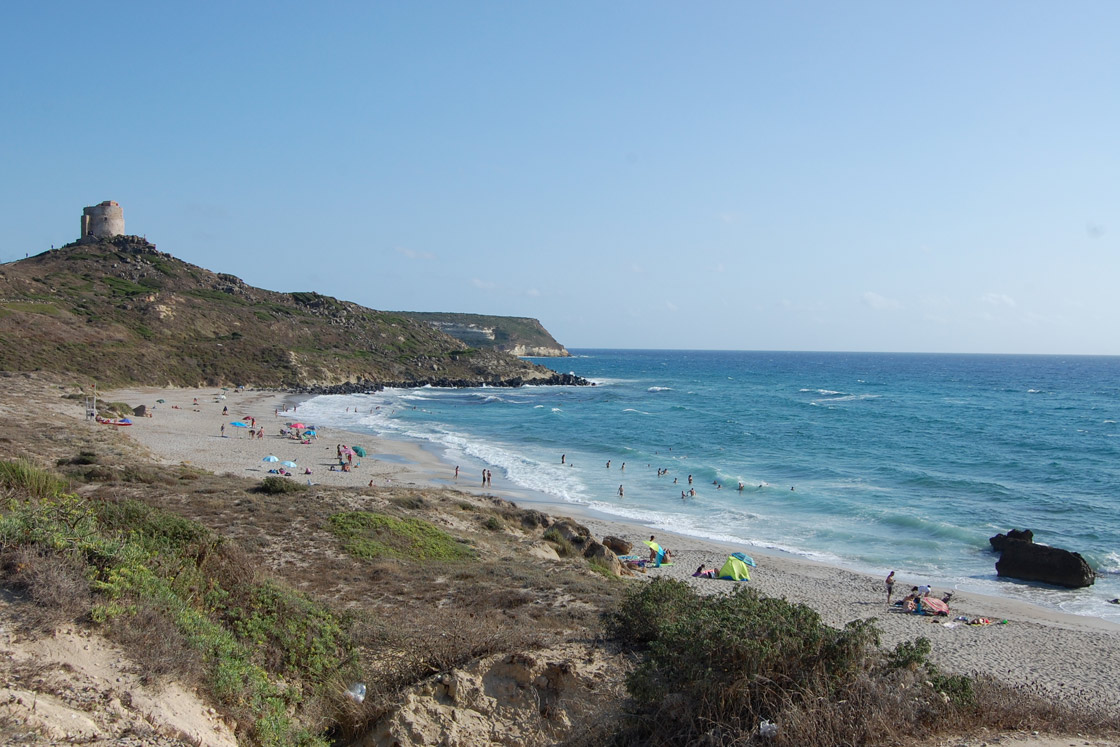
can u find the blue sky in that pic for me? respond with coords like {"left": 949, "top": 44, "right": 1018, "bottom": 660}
{"left": 3, "top": 2, "right": 1117, "bottom": 354}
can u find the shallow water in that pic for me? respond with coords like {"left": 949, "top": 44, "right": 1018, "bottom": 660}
{"left": 295, "top": 350, "right": 1120, "bottom": 623}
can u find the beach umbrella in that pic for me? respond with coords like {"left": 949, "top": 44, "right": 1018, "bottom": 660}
{"left": 352, "top": 445, "right": 367, "bottom": 457}
{"left": 290, "top": 422, "right": 306, "bottom": 429}
{"left": 281, "top": 460, "right": 298, "bottom": 468}
{"left": 262, "top": 456, "right": 279, "bottom": 462}
{"left": 304, "top": 430, "right": 316, "bottom": 436}
{"left": 156, "top": 399, "right": 166, "bottom": 403}
{"left": 230, "top": 421, "right": 248, "bottom": 427}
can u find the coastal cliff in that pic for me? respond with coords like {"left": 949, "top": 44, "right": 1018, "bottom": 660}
{"left": 0, "top": 236, "right": 582, "bottom": 389}
{"left": 398, "top": 311, "right": 571, "bottom": 357}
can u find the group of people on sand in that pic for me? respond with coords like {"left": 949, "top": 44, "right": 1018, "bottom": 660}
{"left": 885, "top": 570, "right": 955, "bottom": 614}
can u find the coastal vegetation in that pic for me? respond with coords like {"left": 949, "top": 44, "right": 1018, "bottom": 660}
{"left": 605, "top": 578, "right": 1114, "bottom": 746}
{"left": 0, "top": 236, "right": 572, "bottom": 388}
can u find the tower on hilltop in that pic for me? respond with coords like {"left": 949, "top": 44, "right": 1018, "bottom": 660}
{"left": 80, "top": 200, "right": 125, "bottom": 241}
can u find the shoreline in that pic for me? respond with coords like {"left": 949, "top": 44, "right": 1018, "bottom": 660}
{"left": 94, "top": 385, "right": 1120, "bottom": 712}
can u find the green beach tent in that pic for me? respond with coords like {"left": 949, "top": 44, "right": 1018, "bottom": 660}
{"left": 718, "top": 555, "right": 751, "bottom": 581}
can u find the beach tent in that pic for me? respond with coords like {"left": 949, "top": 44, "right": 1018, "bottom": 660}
{"left": 718, "top": 555, "right": 751, "bottom": 581}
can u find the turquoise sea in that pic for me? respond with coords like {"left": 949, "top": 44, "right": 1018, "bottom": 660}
{"left": 295, "top": 350, "right": 1120, "bottom": 623}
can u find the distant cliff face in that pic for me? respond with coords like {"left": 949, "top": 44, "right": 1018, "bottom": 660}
{"left": 399, "top": 312, "right": 571, "bottom": 357}
{"left": 0, "top": 237, "right": 578, "bottom": 388}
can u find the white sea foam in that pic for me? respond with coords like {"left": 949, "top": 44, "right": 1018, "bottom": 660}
{"left": 648, "top": 386, "right": 672, "bottom": 392}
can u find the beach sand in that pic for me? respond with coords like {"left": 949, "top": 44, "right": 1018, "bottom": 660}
{"left": 97, "top": 385, "right": 1120, "bottom": 717}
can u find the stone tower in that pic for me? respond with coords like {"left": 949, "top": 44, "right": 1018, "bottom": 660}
{"left": 80, "top": 200, "right": 125, "bottom": 241}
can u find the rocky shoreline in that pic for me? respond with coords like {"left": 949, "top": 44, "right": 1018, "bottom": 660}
{"left": 293, "top": 371, "right": 591, "bottom": 395}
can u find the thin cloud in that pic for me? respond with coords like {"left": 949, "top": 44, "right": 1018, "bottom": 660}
{"left": 471, "top": 278, "right": 496, "bottom": 290}
{"left": 666, "top": 301, "right": 679, "bottom": 312}
{"left": 981, "top": 292, "right": 1016, "bottom": 308}
{"left": 525, "top": 288, "right": 541, "bottom": 297}
{"left": 395, "top": 246, "right": 435, "bottom": 260}
{"left": 862, "top": 291, "right": 901, "bottom": 311}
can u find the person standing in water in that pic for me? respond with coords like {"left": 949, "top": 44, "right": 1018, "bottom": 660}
{"left": 618, "top": 485, "right": 624, "bottom": 497}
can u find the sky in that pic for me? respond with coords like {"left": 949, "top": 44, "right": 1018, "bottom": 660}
{"left": 2, "top": 2, "right": 1118, "bottom": 355}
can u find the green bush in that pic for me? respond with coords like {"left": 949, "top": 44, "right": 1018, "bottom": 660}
{"left": 604, "top": 578, "right": 898, "bottom": 745}
{"left": 257, "top": 476, "right": 308, "bottom": 494}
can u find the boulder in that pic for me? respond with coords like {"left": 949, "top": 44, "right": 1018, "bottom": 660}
{"left": 132, "top": 404, "right": 147, "bottom": 417}
{"left": 602, "top": 535, "right": 632, "bottom": 555}
{"left": 583, "top": 540, "right": 628, "bottom": 577}
{"left": 995, "top": 540, "right": 1095, "bottom": 588}
{"left": 989, "top": 528, "right": 1034, "bottom": 552}
{"left": 519, "top": 510, "right": 551, "bottom": 530}
{"left": 550, "top": 519, "right": 591, "bottom": 549}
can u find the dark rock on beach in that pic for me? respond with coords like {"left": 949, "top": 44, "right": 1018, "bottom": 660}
{"left": 993, "top": 529, "right": 1095, "bottom": 588}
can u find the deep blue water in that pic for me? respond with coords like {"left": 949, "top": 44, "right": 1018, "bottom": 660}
{"left": 296, "top": 350, "right": 1120, "bottom": 622}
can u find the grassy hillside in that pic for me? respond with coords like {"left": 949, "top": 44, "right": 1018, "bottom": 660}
{"left": 0, "top": 236, "right": 572, "bottom": 388}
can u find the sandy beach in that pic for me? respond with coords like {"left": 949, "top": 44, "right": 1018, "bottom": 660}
{"left": 96, "top": 385, "right": 1120, "bottom": 716}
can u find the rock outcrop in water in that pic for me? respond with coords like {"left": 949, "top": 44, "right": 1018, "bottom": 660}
{"left": 991, "top": 529, "right": 1095, "bottom": 588}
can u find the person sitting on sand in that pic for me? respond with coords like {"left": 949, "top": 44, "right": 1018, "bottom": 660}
{"left": 692, "top": 565, "right": 717, "bottom": 578}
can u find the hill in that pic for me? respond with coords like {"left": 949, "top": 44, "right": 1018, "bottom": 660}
{"left": 398, "top": 312, "right": 570, "bottom": 357}
{"left": 0, "top": 236, "right": 583, "bottom": 389}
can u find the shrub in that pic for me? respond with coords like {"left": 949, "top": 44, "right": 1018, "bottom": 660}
{"left": 543, "top": 527, "right": 575, "bottom": 557}
{"left": 604, "top": 579, "right": 904, "bottom": 745}
{"left": 256, "top": 476, "right": 308, "bottom": 494}
{"left": 483, "top": 516, "right": 503, "bottom": 531}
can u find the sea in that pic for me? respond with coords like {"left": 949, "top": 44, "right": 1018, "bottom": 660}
{"left": 293, "top": 350, "right": 1120, "bottom": 624}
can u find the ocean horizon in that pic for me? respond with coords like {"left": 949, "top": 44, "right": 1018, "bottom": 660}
{"left": 294, "top": 349, "right": 1120, "bottom": 623}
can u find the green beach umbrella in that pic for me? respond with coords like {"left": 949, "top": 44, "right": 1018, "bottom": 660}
{"left": 352, "top": 445, "right": 367, "bottom": 457}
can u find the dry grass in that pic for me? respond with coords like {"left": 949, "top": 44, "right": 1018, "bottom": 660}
{"left": 1, "top": 546, "right": 92, "bottom": 632}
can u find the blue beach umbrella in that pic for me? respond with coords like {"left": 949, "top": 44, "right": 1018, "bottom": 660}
{"left": 262, "top": 456, "right": 279, "bottom": 462}
{"left": 281, "top": 460, "right": 298, "bottom": 468}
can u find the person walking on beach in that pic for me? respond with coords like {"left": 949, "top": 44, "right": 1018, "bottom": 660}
{"left": 220, "top": 423, "right": 225, "bottom": 437}
{"left": 454, "top": 465, "right": 459, "bottom": 479}
{"left": 885, "top": 571, "right": 895, "bottom": 604}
